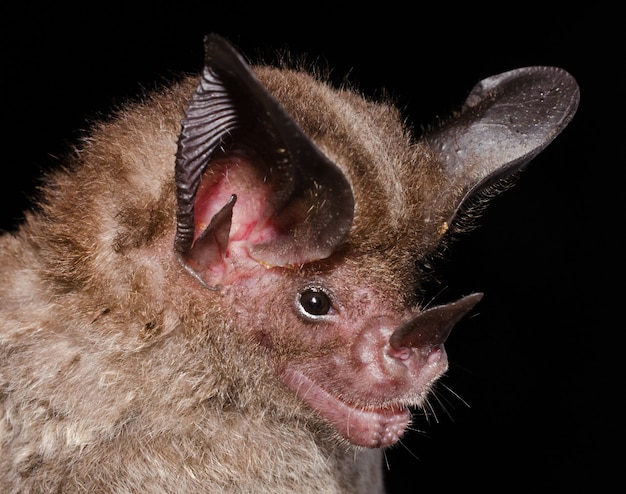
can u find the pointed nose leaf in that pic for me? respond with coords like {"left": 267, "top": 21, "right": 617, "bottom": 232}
{"left": 390, "top": 293, "right": 484, "bottom": 349}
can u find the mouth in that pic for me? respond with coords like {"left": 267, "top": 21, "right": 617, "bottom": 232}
{"left": 282, "top": 368, "right": 412, "bottom": 448}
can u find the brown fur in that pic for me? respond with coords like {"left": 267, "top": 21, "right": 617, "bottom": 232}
{"left": 0, "top": 66, "right": 420, "bottom": 493}
{"left": 0, "top": 39, "right": 578, "bottom": 492}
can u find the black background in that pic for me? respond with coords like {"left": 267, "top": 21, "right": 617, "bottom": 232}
{"left": 1, "top": 4, "right": 617, "bottom": 493}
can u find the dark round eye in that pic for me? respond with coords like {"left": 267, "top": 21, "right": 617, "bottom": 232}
{"left": 298, "top": 288, "right": 332, "bottom": 317}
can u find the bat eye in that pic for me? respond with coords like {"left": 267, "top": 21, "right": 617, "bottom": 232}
{"left": 297, "top": 287, "right": 332, "bottom": 318}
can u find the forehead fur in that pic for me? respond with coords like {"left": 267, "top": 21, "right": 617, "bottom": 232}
{"left": 254, "top": 66, "right": 451, "bottom": 262}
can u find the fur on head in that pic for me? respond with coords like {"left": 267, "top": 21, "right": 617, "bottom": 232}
{"left": 0, "top": 33, "right": 579, "bottom": 492}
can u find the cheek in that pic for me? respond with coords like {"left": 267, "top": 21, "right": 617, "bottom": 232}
{"left": 258, "top": 318, "right": 346, "bottom": 361}
{"left": 224, "top": 275, "right": 304, "bottom": 348}
{"left": 230, "top": 287, "right": 346, "bottom": 361}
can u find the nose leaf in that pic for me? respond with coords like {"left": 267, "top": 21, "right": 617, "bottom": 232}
{"left": 390, "top": 293, "right": 484, "bottom": 349}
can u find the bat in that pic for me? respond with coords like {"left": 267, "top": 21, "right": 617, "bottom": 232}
{"left": 0, "top": 33, "right": 579, "bottom": 493}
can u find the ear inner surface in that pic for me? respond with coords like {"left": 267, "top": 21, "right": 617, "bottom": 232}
{"left": 174, "top": 34, "right": 355, "bottom": 275}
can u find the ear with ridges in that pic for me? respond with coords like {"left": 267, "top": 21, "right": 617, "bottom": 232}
{"left": 423, "top": 66, "right": 580, "bottom": 225}
{"left": 174, "top": 33, "right": 354, "bottom": 282}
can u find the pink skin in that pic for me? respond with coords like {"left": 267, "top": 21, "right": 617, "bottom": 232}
{"left": 280, "top": 311, "right": 449, "bottom": 448}
{"left": 192, "top": 160, "right": 449, "bottom": 448}
{"left": 235, "top": 265, "right": 449, "bottom": 449}
{"left": 281, "top": 369, "right": 413, "bottom": 448}
{"left": 192, "top": 156, "right": 282, "bottom": 282}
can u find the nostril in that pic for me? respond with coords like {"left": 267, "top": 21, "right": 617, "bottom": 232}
{"left": 388, "top": 345, "right": 412, "bottom": 361}
{"left": 387, "top": 342, "right": 445, "bottom": 364}
{"left": 426, "top": 344, "right": 446, "bottom": 364}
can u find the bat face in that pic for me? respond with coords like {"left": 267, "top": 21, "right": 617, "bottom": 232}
{"left": 172, "top": 35, "right": 579, "bottom": 447}
{"left": 0, "top": 32, "right": 579, "bottom": 490}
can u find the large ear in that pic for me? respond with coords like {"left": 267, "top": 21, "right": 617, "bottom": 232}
{"left": 174, "top": 34, "right": 354, "bottom": 285}
{"left": 423, "top": 66, "right": 580, "bottom": 225}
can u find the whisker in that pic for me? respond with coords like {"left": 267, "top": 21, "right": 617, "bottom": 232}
{"left": 421, "top": 285, "right": 450, "bottom": 310}
{"left": 382, "top": 449, "right": 391, "bottom": 470}
{"left": 438, "top": 381, "right": 470, "bottom": 409}
{"left": 397, "top": 437, "right": 421, "bottom": 463}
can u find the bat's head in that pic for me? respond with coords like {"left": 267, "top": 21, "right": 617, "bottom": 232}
{"left": 173, "top": 34, "right": 579, "bottom": 448}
